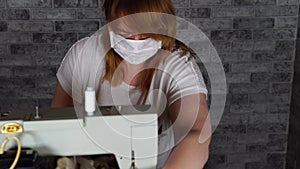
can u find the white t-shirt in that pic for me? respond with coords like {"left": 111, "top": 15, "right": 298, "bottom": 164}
{"left": 57, "top": 28, "right": 207, "bottom": 168}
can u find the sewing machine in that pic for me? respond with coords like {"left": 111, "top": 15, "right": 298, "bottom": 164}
{"left": 0, "top": 105, "right": 158, "bottom": 169}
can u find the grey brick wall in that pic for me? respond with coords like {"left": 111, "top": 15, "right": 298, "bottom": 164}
{"left": 0, "top": 0, "right": 298, "bottom": 169}
{"left": 286, "top": 3, "right": 300, "bottom": 169}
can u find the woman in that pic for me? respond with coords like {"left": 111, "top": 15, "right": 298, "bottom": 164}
{"left": 51, "top": 0, "right": 211, "bottom": 168}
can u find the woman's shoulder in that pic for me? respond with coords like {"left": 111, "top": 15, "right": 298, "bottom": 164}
{"left": 67, "top": 29, "right": 103, "bottom": 53}
{"left": 161, "top": 49, "right": 193, "bottom": 67}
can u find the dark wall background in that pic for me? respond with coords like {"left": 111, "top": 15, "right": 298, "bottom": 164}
{"left": 0, "top": 0, "right": 299, "bottom": 169}
{"left": 286, "top": 3, "right": 300, "bottom": 169}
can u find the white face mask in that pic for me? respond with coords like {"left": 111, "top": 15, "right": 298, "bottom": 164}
{"left": 109, "top": 31, "right": 162, "bottom": 65}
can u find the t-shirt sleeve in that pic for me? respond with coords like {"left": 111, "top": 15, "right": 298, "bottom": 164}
{"left": 166, "top": 53, "right": 208, "bottom": 105}
{"left": 56, "top": 39, "right": 86, "bottom": 97}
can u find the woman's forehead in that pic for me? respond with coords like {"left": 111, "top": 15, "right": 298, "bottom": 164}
{"left": 109, "top": 21, "right": 143, "bottom": 34}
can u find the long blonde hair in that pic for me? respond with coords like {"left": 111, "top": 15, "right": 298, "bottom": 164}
{"left": 101, "top": 0, "right": 194, "bottom": 104}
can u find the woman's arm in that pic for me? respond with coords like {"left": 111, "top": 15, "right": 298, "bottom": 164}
{"left": 163, "top": 93, "right": 211, "bottom": 169}
{"left": 51, "top": 82, "right": 74, "bottom": 108}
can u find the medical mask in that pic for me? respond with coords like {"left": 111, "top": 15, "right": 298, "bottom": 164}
{"left": 109, "top": 31, "right": 162, "bottom": 65}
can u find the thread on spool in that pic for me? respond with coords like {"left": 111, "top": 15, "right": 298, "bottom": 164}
{"left": 85, "top": 87, "right": 95, "bottom": 116}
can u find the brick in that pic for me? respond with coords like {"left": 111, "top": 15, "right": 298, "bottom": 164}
{"left": 78, "top": 32, "right": 95, "bottom": 39}
{"left": 248, "top": 113, "right": 288, "bottom": 124}
{"left": 267, "top": 153, "right": 286, "bottom": 167}
{"left": 36, "top": 55, "right": 63, "bottom": 66}
{"left": 232, "top": 41, "right": 254, "bottom": 51}
{"left": 77, "top": 9, "right": 105, "bottom": 19}
{"left": 249, "top": 93, "right": 290, "bottom": 104}
{"left": 36, "top": 76, "right": 57, "bottom": 88}
{"left": 0, "top": 55, "right": 33, "bottom": 66}
{"left": 246, "top": 144, "right": 267, "bottom": 152}
{"left": 211, "top": 30, "right": 252, "bottom": 40}
{"left": 247, "top": 123, "right": 287, "bottom": 133}
{"left": 233, "top": 0, "right": 276, "bottom": 5}
{"left": 0, "top": 67, "right": 12, "bottom": 77}
{"left": 275, "top": 40, "right": 295, "bottom": 52}
{"left": 9, "top": 44, "right": 36, "bottom": 55}
{"left": 220, "top": 52, "right": 251, "bottom": 62}
{"left": 7, "top": 0, "right": 51, "bottom": 8}
{"left": 13, "top": 66, "right": 56, "bottom": 78}
{"left": 176, "top": 8, "right": 211, "bottom": 18}
{"left": 189, "top": 43, "right": 218, "bottom": 63}
{"left": 253, "top": 29, "right": 296, "bottom": 40}
{"left": 0, "top": 10, "right": 5, "bottom": 19}
{"left": 205, "top": 154, "right": 226, "bottom": 165}
{"left": 251, "top": 72, "right": 292, "bottom": 82}
{"left": 227, "top": 153, "right": 266, "bottom": 163}
{"left": 210, "top": 134, "right": 227, "bottom": 145}
{"left": 54, "top": 0, "right": 98, "bottom": 8}
{"left": 174, "top": 8, "right": 187, "bottom": 18}
{"left": 245, "top": 162, "right": 268, "bottom": 169}
{"left": 172, "top": 0, "right": 189, "bottom": 7}
{"left": 278, "top": 0, "right": 299, "bottom": 5}
{"left": 176, "top": 19, "right": 189, "bottom": 30}
{"left": 213, "top": 7, "right": 254, "bottom": 17}
{"left": 228, "top": 93, "right": 249, "bottom": 104}
{"left": 271, "top": 83, "right": 291, "bottom": 94}
{"left": 8, "top": 21, "right": 53, "bottom": 32}
{"left": 13, "top": 66, "right": 36, "bottom": 77}
{"left": 10, "top": 44, "right": 55, "bottom": 55}
{"left": 230, "top": 104, "right": 267, "bottom": 114}
{"left": 255, "top": 6, "right": 298, "bottom": 17}
{"left": 17, "top": 87, "right": 54, "bottom": 99}
{"left": 275, "top": 17, "right": 298, "bottom": 28}
{"left": 269, "top": 103, "right": 290, "bottom": 113}
{"left": 215, "top": 124, "right": 247, "bottom": 134}
{"left": 0, "top": 78, "right": 35, "bottom": 88}
{"left": 191, "top": 18, "right": 232, "bottom": 30}
{"left": 227, "top": 133, "right": 269, "bottom": 144}
{"left": 55, "top": 21, "right": 99, "bottom": 32}
{"left": 0, "top": 99, "right": 37, "bottom": 110}
{"left": 9, "top": 9, "right": 29, "bottom": 20}
{"left": 191, "top": 0, "right": 231, "bottom": 6}
{"left": 31, "top": 9, "right": 76, "bottom": 20}
{"left": 273, "top": 62, "right": 293, "bottom": 72}
{"left": 219, "top": 114, "right": 249, "bottom": 124}
{"left": 36, "top": 66, "right": 57, "bottom": 78}
{"left": 0, "top": 33, "right": 32, "bottom": 43}
{"left": 177, "top": 30, "right": 208, "bottom": 43}
{"left": 0, "top": 45, "right": 6, "bottom": 55}
{"left": 37, "top": 45, "right": 56, "bottom": 55}
{"left": 189, "top": 8, "right": 211, "bottom": 18}
{"left": 0, "top": 21, "right": 7, "bottom": 32}
{"left": 252, "top": 51, "right": 294, "bottom": 61}
{"left": 206, "top": 162, "right": 245, "bottom": 169}
{"left": 0, "top": 89, "right": 17, "bottom": 99}
{"left": 226, "top": 73, "right": 250, "bottom": 83}
{"left": 211, "top": 41, "right": 231, "bottom": 53}
{"left": 210, "top": 145, "right": 246, "bottom": 154}
{"left": 231, "top": 63, "right": 273, "bottom": 72}
{"left": 233, "top": 18, "right": 274, "bottom": 29}
{"left": 33, "top": 33, "right": 77, "bottom": 44}
{"left": 229, "top": 83, "right": 269, "bottom": 94}
{"left": 253, "top": 41, "right": 276, "bottom": 51}
{"left": 56, "top": 43, "right": 73, "bottom": 56}
{"left": 0, "top": 0, "right": 5, "bottom": 8}
{"left": 267, "top": 137, "right": 285, "bottom": 151}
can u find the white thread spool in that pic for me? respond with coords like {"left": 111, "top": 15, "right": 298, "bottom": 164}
{"left": 85, "top": 87, "right": 95, "bottom": 116}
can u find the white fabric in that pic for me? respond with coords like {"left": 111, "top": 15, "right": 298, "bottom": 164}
{"left": 56, "top": 28, "right": 207, "bottom": 169}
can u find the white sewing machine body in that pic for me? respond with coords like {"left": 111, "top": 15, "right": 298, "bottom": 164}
{"left": 0, "top": 105, "right": 158, "bottom": 169}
